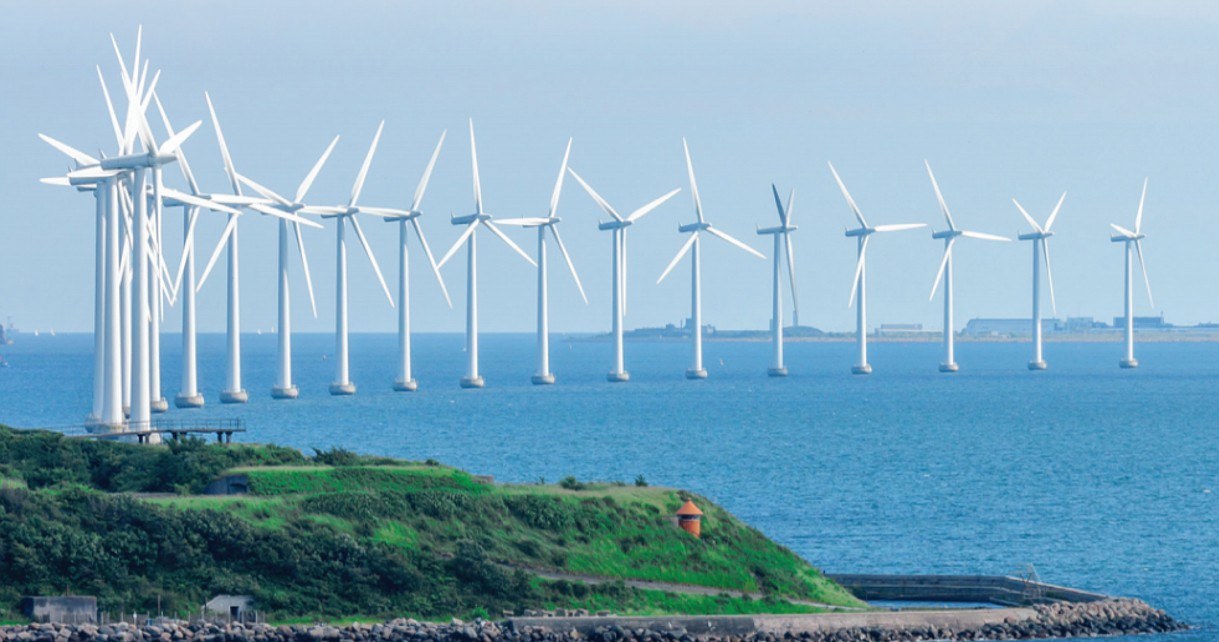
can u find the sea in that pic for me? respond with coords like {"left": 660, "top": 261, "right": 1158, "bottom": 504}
{"left": 0, "top": 333, "right": 1214, "bottom": 641}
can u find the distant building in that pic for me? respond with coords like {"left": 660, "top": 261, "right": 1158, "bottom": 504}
{"left": 963, "top": 318, "right": 1063, "bottom": 337}
{"left": 21, "top": 596, "right": 96, "bottom": 623}
{"left": 1112, "top": 315, "right": 1170, "bottom": 329}
{"left": 205, "top": 595, "right": 255, "bottom": 621}
{"left": 876, "top": 323, "right": 928, "bottom": 336}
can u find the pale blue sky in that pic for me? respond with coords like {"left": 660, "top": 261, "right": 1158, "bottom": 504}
{"left": 4, "top": 1, "right": 1219, "bottom": 333}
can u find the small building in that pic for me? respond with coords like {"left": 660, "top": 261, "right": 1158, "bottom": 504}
{"left": 1112, "top": 315, "right": 1170, "bottom": 329}
{"left": 21, "top": 596, "right": 97, "bottom": 623}
{"left": 676, "top": 500, "right": 703, "bottom": 538}
{"left": 205, "top": 595, "right": 255, "bottom": 621}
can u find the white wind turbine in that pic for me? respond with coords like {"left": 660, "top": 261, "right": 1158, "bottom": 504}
{"left": 829, "top": 162, "right": 926, "bottom": 375}
{"left": 380, "top": 131, "right": 452, "bottom": 392}
{"left": 756, "top": 185, "right": 798, "bottom": 377}
{"left": 925, "top": 161, "right": 1010, "bottom": 373}
{"left": 1110, "top": 179, "right": 1154, "bottom": 369}
{"left": 495, "top": 138, "right": 588, "bottom": 385}
{"left": 198, "top": 92, "right": 322, "bottom": 403}
{"left": 657, "top": 140, "right": 763, "bottom": 379}
{"left": 234, "top": 136, "right": 341, "bottom": 399}
{"left": 567, "top": 169, "right": 681, "bottom": 382}
{"left": 437, "top": 120, "right": 537, "bottom": 389}
{"left": 1013, "top": 193, "right": 1065, "bottom": 370}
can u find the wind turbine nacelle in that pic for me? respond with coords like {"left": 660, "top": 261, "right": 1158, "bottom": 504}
{"left": 756, "top": 225, "right": 787, "bottom": 235}
{"left": 1018, "top": 232, "right": 1050, "bottom": 241}
{"left": 1111, "top": 234, "right": 1143, "bottom": 243}
{"left": 844, "top": 227, "right": 870, "bottom": 237}
{"left": 931, "top": 230, "right": 962, "bottom": 240}
{"left": 451, "top": 213, "right": 482, "bottom": 225}
{"left": 677, "top": 222, "right": 710, "bottom": 233}
{"left": 599, "top": 219, "right": 630, "bottom": 231}
{"left": 100, "top": 153, "right": 176, "bottom": 170}
{"left": 383, "top": 210, "right": 422, "bottom": 223}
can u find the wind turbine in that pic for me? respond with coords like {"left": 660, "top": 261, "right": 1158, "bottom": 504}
{"left": 437, "top": 120, "right": 537, "bottom": 389}
{"left": 380, "top": 131, "right": 451, "bottom": 392}
{"left": 756, "top": 185, "right": 798, "bottom": 377}
{"left": 496, "top": 138, "right": 587, "bottom": 385}
{"left": 315, "top": 121, "right": 397, "bottom": 396}
{"left": 567, "top": 168, "right": 681, "bottom": 382}
{"left": 829, "top": 162, "right": 926, "bottom": 375}
{"left": 234, "top": 135, "right": 341, "bottom": 399}
{"left": 925, "top": 161, "right": 1010, "bottom": 373}
{"left": 1013, "top": 193, "right": 1065, "bottom": 370}
{"left": 657, "top": 139, "right": 763, "bottom": 379}
{"left": 1110, "top": 179, "right": 1154, "bottom": 369}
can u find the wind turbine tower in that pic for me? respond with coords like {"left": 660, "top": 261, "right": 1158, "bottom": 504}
{"left": 1014, "top": 194, "right": 1065, "bottom": 370}
{"left": 1110, "top": 179, "right": 1154, "bottom": 369}
{"left": 756, "top": 185, "right": 798, "bottom": 377}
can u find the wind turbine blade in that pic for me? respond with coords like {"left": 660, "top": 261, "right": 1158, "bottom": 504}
{"left": 771, "top": 184, "right": 786, "bottom": 224}
{"left": 873, "top": 223, "right": 926, "bottom": 233}
{"left": 154, "top": 93, "right": 201, "bottom": 195}
{"left": 172, "top": 207, "right": 199, "bottom": 297}
{"left": 293, "top": 221, "right": 317, "bottom": 318}
{"left": 626, "top": 188, "right": 682, "bottom": 222}
{"left": 437, "top": 221, "right": 479, "bottom": 269}
{"left": 828, "top": 162, "right": 868, "bottom": 228}
{"left": 296, "top": 135, "right": 340, "bottom": 203}
{"left": 1042, "top": 238, "right": 1057, "bottom": 315}
{"left": 198, "top": 217, "right": 237, "bottom": 291}
{"left": 848, "top": 236, "right": 869, "bottom": 308}
{"left": 785, "top": 189, "right": 795, "bottom": 227}
{"left": 1110, "top": 223, "right": 1137, "bottom": 238}
{"left": 494, "top": 217, "right": 550, "bottom": 226}
{"left": 1044, "top": 192, "right": 1067, "bottom": 232}
{"left": 924, "top": 160, "right": 955, "bottom": 230}
{"left": 132, "top": 25, "right": 142, "bottom": 86}
{"left": 163, "top": 188, "right": 241, "bottom": 216}
{"left": 249, "top": 202, "right": 324, "bottom": 229}
{"left": 158, "top": 119, "right": 200, "bottom": 156}
{"left": 205, "top": 92, "right": 242, "bottom": 196}
{"left": 354, "top": 206, "right": 410, "bottom": 218}
{"left": 40, "top": 176, "right": 72, "bottom": 187}
{"left": 548, "top": 138, "right": 573, "bottom": 219}
{"left": 705, "top": 226, "right": 765, "bottom": 258}
{"left": 657, "top": 233, "right": 698, "bottom": 284}
{"left": 621, "top": 230, "right": 628, "bottom": 316}
{"left": 960, "top": 230, "right": 1010, "bottom": 242}
{"left": 97, "top": 66, "right": 123, "bottom": 149}
{"left": 38, "top": 134, "right": 98, "bottom": 166}
{"left": 468, "top": 119, "right": 483, "bottom": 214}
{"left": 110, "top": 33, "right": 133, "bottom": 98}
{"left": 566, "top": 169, "right": 622, "bottom": 221}
{"left": 238, "top": 175, "right": 292, "bottom": 207}
{"left": 550, "top": 225, "right": 586, "bottom": 304}
{"left": 411, "top": 130, "right": 447, "bottom": 212}
{"left": 1135, "top": 239, "right": 1153, "bottom": 307}
{"left": 1135, "top": 178, "right": 1148, "bottom": 234}
{"left": 683, "top": 138, "right": 704, "bottom": 223}
{"left": 350, "top": 120, "right": 384, "bottom": 208}
{"left": 299, "top": 205, "right": 347, "bottom": 216}
{"left": 349, "top": 216, "right": 394, "bottom": 307}
{"left": 484, "top": 221, "right": 537, "bottom": 267}
{"left": 785, "top": 233, "right": 798, "bottom": 319}
{"left": 1012, "top": 198, "right": 1043, "bottom": 233}
{"left": 929, "top": 238, "right": 955, "bottom": 301}
{"left": 411, "top": 217, "right": 452, "bottom": 308}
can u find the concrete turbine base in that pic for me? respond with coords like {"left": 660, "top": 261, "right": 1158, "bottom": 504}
{"left": 939, "top": 362, "right": 960, "bottom": 373}
{"left": 1120, "top": 358, "right": 1139, "bottom": 369}
{"left": 459, "top": 376, "right": 485, "bottom": 389}
{"left": 767, "top": 367, "right": 788, "bottom": 377}
{"left": 393, "top": 379, "right": 419, "bottom": 392}
{"left": 150, "top": 398, "right": 169, "bottom": 414}
{"left": 685, "top": 368, "right": 709, "bottom": 380}
{"left": 531, "top": 374, "right": 556, "bottom": 385}
{"left": 852, "top": 364, "right": 873, "bottom": 375}
{"left": 329, "top": 382, "right": 357, "bottom": 396}
{"left": 174, "top": 394, "right": 204, "bottom": 409}
{"left": 606, "top": 371, "right": 630, "bottom": 383}
{"left": 220, "top": 390, "right": 249, "bottom": 404}
{"left": 1028, "top": 360, "right": 1048, "bottom": 371}
{"left": 271, "top": 386, "right": 299, "bottom": 400}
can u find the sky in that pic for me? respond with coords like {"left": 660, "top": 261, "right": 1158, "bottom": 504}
{"left": 3, "top": 1, "right": 1219, "bottom": 334}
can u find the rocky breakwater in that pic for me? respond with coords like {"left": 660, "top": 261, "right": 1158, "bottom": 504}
{"left": 0, "top": 600, "right": 1187, "bottom": 642}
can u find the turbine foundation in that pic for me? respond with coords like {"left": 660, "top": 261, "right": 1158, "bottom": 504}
{"left": 606, "top": 371, "right": 630, "bottom": 383}
{"left": 459, "top": 376, "right": 485, "bottom": 389}
{"left": 393, "top": 379, "right": 419, "bottom": 392}
{"left": 851, "top": 364, "right": 873, "bottom": 375}
{"left": 174, "top": 394, "right": 204, "bottom": 409}
{"left": 271, "top": 386, "right": 300, "bottom": 400}
{"left": 1120, "top": 358, "right": 1139, "bottom": 369}
{"left": 150, "top": 398, "right": 169, "bottom": 414}
{"left": 767, "top": 367, "right": 788, "bottom": 377}
{"left": 1027, "top": 360, "right": 1048, "bottom": 371}
{"left": 329, "top": 382, "right": 357, "bottom": 396}
{"left": 531, "top": 374, "right": 556, "bottom": 385}
{"left": 939, "top": 362, "right": 959, "bottom": 373}
{"left": 685, "top": 368, "right": 708, "bottom": 380}
{"left": 220, "top": 390, "right": 249, "bottom": 404}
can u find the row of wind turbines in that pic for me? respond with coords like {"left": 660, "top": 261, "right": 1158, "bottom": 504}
{"left": 39, "top": 29, "right": 1155, "bottom": 431}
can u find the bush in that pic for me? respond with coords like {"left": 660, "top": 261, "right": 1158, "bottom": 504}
{"left": 558, "top": 476, "right": 587, "bottom": 491}
{"left": 635, "top": 475, "right": 648, "bottom": 487}
{"left": 312, "top": 447, "right": 361, "bottom": 467}
{"left": 504, "top": 495, "right": 573, "bottom": 531}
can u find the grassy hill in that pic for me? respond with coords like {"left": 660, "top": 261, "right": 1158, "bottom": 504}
{"left": 0, "top": 426, "right": 864, "bottom": 621}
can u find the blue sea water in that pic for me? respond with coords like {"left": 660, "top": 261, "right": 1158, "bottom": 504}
{"left": 0, "top": 333, "right": 1215, "bottom": 641}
